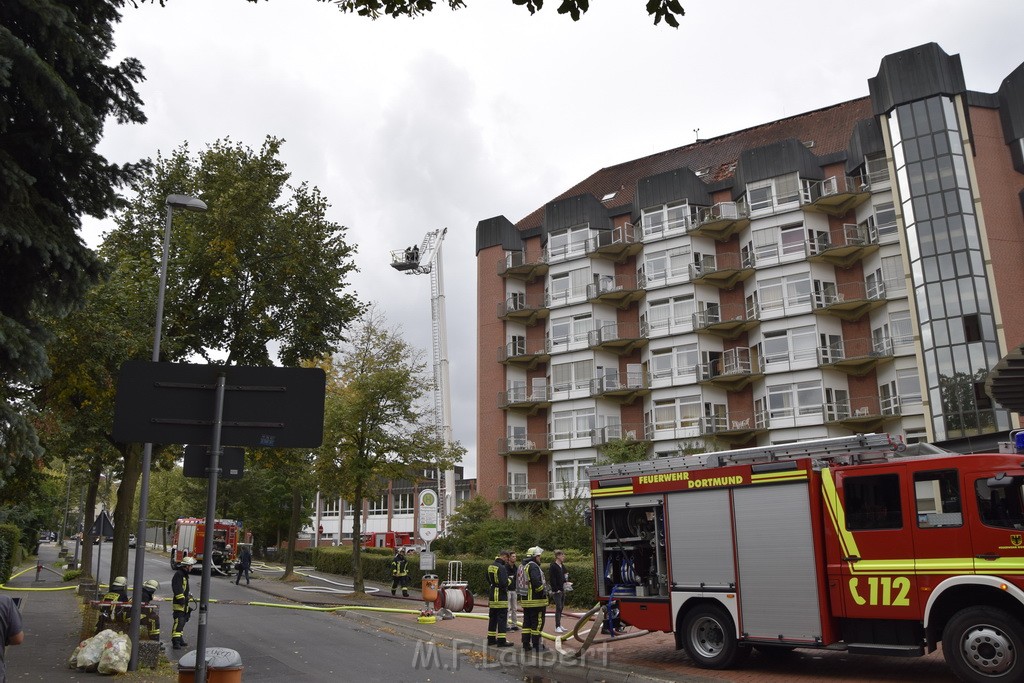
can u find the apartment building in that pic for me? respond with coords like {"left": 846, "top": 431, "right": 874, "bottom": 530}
{"left": 475, "top": 43, "right": 1024, "bottom": 515}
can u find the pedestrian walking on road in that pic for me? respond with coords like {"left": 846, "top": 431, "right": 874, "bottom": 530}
{"left": 519, "top": 546, "right": 548, "bottom": 653}
{"left": 506, "top": 551, "right": 520, "bottom": 631}
{"left": 390, "top": 547, "right": 410, "bottom": 597}
{"left": 486, "top": 551, "right": 514, "bottom": 648}
{"left": 549, "top": 549, "right": 568, "bottom": 633}
{"left": 171, "top": 556, "right": 196, "bottom": 650}
{"left": 235, "top": 544, "right": 252, "bottom": 585}
{"left": 0, "top": 594, "right": 24, "bottom": 682}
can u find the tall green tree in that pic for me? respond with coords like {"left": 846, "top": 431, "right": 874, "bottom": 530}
{"left": 0, "top": 0, "right": 147, "bottom": 477}
{"left": 315, "top": 308, "right": 464, "bottom": 592}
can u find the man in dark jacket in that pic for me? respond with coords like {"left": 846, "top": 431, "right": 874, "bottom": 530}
{"left": 390, "top": 548, "right": 410, "bottom": 597}
{"left": 520, "top": 546, "right": 548, "bottom": 653}
{"left": 486, "top": 550, "right": 514, "bottom": 647}
{"left": 235, "top": 544, "right": 253, "bottom": 585}
{"left": 548, "top": 549, "right": 568, "bottom": 633}
{"left": 172, "top": 556, "right": 196, "bottom": 650}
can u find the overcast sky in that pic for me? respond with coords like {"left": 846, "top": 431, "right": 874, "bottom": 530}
{"left": 82, "top": 0, "right": 1024, "bottom": 478}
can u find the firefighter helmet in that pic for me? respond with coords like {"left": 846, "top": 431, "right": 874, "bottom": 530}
{"left": 143, "top": 579, "right": 159, "bottom": 592}
{"left": 527, "top": 546, "right": 544, "bottom": 557}
{"left": 112, "top": 576, "right": 127, "bottom": 588}
{"left": 180, "top": 556, "right": 197, "bottom": 567}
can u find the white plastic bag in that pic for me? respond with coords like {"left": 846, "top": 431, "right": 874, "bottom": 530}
{"left": 69, "top": 641, "right": 86, "bottom": 668}
{"left": 98, "top": 633, "right": 131, "bottom": 675}
{"left": 77, "top": 629, "right": 118, "bottom": 671}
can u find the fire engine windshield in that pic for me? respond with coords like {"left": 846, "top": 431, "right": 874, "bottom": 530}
{"left": 976, "top": 476, "right": 1024, "bottom": 529}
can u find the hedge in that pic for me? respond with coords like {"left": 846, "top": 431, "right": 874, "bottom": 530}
{"left": 311, "top": 547, "right": 597, "bottom": 608}
{"left": 0, "top": 524, "right": 20, "bottom": 583}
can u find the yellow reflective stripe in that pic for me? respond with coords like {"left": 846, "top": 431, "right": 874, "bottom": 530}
{"left": 750, "top": 471, "right": 808, "bottom": 484}
{"left": 592, "top": 486, "right": 633, "bottom": 497}
{"left": 849, "top": 559, "right": 917, "bottom": 573}
{"left": 977, "top": 558, "right": 1024, "bottom": 572}
{"left": 821, "top": 468, "right": 859, "bottom": 560}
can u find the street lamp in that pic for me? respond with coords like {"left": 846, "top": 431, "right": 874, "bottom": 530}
{"left": 128, "top": 194, "right": 207, "bottom": 669}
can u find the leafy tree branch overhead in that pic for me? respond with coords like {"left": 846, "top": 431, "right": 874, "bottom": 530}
{"left": 243, "top": 0, "right": 686, "bottom": 27}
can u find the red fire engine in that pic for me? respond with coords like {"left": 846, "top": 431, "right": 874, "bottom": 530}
{"left": 587, "top": 433, "right": 1024, "bottom": 683}
{"left": 361, "top": 531, "right": 415, "bottom": 550}
{"left": 171, "top": 517, "right": 242, "bottom": 574}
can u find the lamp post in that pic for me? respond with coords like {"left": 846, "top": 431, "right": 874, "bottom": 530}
{"left": 128, "top": 194, "right": 207, "bottom": 670}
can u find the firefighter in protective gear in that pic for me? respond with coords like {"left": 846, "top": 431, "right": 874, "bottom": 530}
{"left": 172, "top": 556, "right": 196, "bottom": 649}
{"left": 103, "top": 576, "right": 129, "bottom": 602}
{"left": 520, "top": 546, "right": 548, "bottom": 653}
{"left": 486, "top": 551, "right": 514, "bottom": 647}
{"left": 140, "top": 579, "right": 160, "bottom": 640}
{"left": 390, "top": 548, "right": 410, "bottom": 597}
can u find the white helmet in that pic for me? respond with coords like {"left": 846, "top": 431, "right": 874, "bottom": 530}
{"left": 111, "top": 576, "right": 127, "bottom": 588}
{"left": 143, "top": 579, "right": 159, "bottom": 592}
{"left": 527, "top": 546, "right": 544, "bottom": 558}
{"left": 180, "top": 556, "right": 197, "bottom": 567}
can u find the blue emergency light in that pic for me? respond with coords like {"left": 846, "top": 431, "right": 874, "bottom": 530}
{"left": 1016, "top": 431, "right": 1024, "bottom": 452}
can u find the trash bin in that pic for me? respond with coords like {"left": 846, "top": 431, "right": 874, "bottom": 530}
{"left": 421, "top": 574, "right": 439, "bottom": 603}
{"left": 177, "top": 647, "right": 243, "bottom": 683}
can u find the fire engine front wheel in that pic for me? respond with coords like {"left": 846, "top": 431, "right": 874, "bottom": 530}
{"left": 681, "top": 604, "right": 749, "bottom": 670}
{"left": 943, "top": 606, "right": 1024, "bottom": 682}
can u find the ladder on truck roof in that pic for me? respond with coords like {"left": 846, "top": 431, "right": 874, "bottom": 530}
{"left": 589, "top": 433, "right": 951, "bottom": 479}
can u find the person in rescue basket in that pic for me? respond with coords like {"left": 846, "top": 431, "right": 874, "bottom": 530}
{"left": 390, "top": 547, "right": 410, "bottom": 597}
{"left": 171, "top": 556, "right": 196, "bottom": 650}
{"left": 520, "top": 546, "right": 548, "bottom": 653}
{"left": 486, "top": 550, "right": 514, "bottom": 648}
{"left": 235, "top": 544, "right": 252, "bottom": 585}
{"left": 506, "top": 551, "right": 519, "bottom": 632}
{"left": 548, "top": 549, "right": 568, "bottom": 633}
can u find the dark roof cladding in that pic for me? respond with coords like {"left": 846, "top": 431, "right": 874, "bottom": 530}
{"left": 514, "top": 96, "right": 874, "bottom": 232}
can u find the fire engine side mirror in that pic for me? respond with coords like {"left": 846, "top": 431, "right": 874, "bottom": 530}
{"left": 987, "top": 473, "right": 1013, "bottom": 489}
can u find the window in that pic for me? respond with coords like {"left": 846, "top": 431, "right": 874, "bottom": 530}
{"left": 748, "top": 173, "right": 800, "bottom": 214}
{"left": 866, "top": 154, "right": 890, "bottom": 185}
{"left": 549, "top": 267, "right": 591, "bottom": 306}
{"left": 753, "top": 227, "right": 780, "bottom": 262}
{"left": 976, "top": 476, "right": 1024, "bottom": 529}
{"left": 759, "top": 274, "right": 811, "bottom": 312}
{"left": 652, "top": 395, "right": 701, "bottom": 430}
{"left": 551, "top": 359, "right": 593, "bottom": 393}
{"left": 762, "top": 325, "right": 816, "bottom": 365}
{"left": 369, "top": 495, "right": 388, "bottom": 516}
{"left": 642, "top": 202, "right": 692, "bottom": 237}
{"left": 650, "top": 343, "right": 699, "bottom": 379}
{"left": 547, "top": 225, "right": 590, "bottom": 260}
{"left": 890, "top": 311, "right": 913, "bottom": 346}
{"left": 554, "top": 459, "right": 593, "bottom": 494}
{"left": 845, "top": 474, "right": 903, "bottom": 530}
{"left": 881, "top": 255, "right": 904, "bottom": 295}
{"left": 321, "top": 497, "right": 340, "bottom": 517}
{"left": 874, "top": 201, "right": 897, "bottom": 240}
{"left": 767, "top": 380, "right": 822, "bottom": 418}
{"left": 914, "top": 470, "right": 961, "bottom": 528}
{"left": 646, "top": 295, "right": 694, "bottom": 333}
{"left": 551, "top": 408, "right": 595, "bottom": 441}
{"left": 393, "top": 492, "right": 414, "bottom": 515}
{"left": 897, "top": 368, "right": 922, "bottom": 405}
{"left": 780, "top": 224, "right": 806, "bottom": 257}
{"left": 643, "top": 246, "right": 692, "bottom": 283}
{"left": 550, "top": 313, "right": 592, "bottom": 347}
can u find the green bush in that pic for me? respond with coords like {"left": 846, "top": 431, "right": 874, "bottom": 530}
{"left": 0, "top": 524, "right": 20, "bottom": 583}
{"left": 313, "top": 546, "right": 597, "bottom": 608}
{"left": 63, "top": 568, "right": 82, "bottom": 582}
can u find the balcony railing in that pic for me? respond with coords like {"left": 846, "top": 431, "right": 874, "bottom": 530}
{"left": 589, "top": 370, "right": 651, "bottom": 403}
{"left": 817, "top": 336, "right": 894, "bottom": 376}
{"left": 807, "top": 223, "right": 880, "bottom": 268}
{"left": 545, "top": 285, "right": 589, "bottom": 309}
{"left": 497, "top": 250, "right": 548, "bottom": 282}
{"left": 689, "top": 251, "right": 756, "bottom": 289}
{"left": 692, "top": 302, "right": 761, "bottom": 340}
{"left": 696, "top": 348, "right": 764, "bottom": 390}
{"left": 586, "top": 273, "right": 644, "bottom": 308}
{"left": 591, "top": 423, "right": 650, "bottom": 446}
{"left": 587, "top": 321, "right": 649, "bottom": 355}
{"left": 497, "top": 384, "right": 552, "bottom": 411}
{"left": 585, "top": 223, "right": 642, "bottom": 261}
{"left": 698, "top": 409, "right": 768, "bottom": 445}
{"left": 497, "top": 293, "right": 549, "bottom": 325}
{"left": 690, "top": 201, "right": 750, "bottom": 241}
{"left": 548, "top": 479, "right": 590, "bottom": 500}
{"left": 801, "top": 174, "right": 872, "bottom": 217}
{"left": 497, "top": 339, "right": 550, "bottom": 368}
{"left": 499, "top": 484, "right": 548, "bottom": 502}
{"left": 497, "top": 435, "right": 551, "bottom": 459}
{"left": 812, "top": 280, "right": 890, "bottom": 322}
{"left": 640, "top": 215, "right": 693, "bottom": 243}
{"left": 824, "top": 395, "right": 902, "bottom": 428}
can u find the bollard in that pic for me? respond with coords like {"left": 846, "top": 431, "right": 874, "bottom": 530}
{"left": 35, "top": 563, "right": 42, "bottom": 582}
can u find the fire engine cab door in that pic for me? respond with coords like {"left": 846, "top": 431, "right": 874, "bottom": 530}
{"left": 964, "top": 466, "right": 1024, "bottom": 576}
{"left": 828, "top": 467, "right": 925, "bottom": 620}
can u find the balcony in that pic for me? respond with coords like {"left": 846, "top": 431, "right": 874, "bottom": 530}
{"left": 801, "top": 175, "right": 872, "bottom": 217}
{"left": 698, "top": 410, "right": 768, "bottom": 446}
{"left": 807, "top": 223, "right": 880, "bottom": 268}
{"left": 497, "top": 293, "right": 549, "bottom": 326}
{"left": 590, "top": 423, "right": 651, "bottom": 447}
{"left": 499, "top": 484, "right": 548, "bottom": 503}
{"left": 497, "top": 435, "right": 551, "bottom": 461}
{"left": 497, "top": 384, "right": 552, "bottom": 413}
{"left": 640, "top": 215, "right": 693, "bottom": 244}
{"left": 587, "top": 273, "right": 644, "bottom": 309}
{"left": 812, "top": 280, "right": 889, "bottom": 322}
{"left": 693, "top": 302, "right": 761, "bottom": 340}
{"left": 696, "top": 348, "right": 764, "bottom": 391}
{"left": 587, "top": 321, "right": 649, "bottom": 355}
{"left": 498, "top": 339, "right": 550, "bottom": 369}
{"left": 817, "top": 337, "right": 894, "bottom": 377}
{"left": 585, "top": 223, "right": 642, "bottom": 263}
{"left": 824, "top": 395, "right": 902, "bottom": 432}
{"left": 497, "top": 250, "right": 548, "bottom": 283}
{"left": 690, "top": 251, "right": 756, "bottom": 290}
{"left": 548, "top": 479, "right": 591, "bottom": 500}
{"left": 690, "top": 201, "right": 751, "bottom": 241}
{"left": 589, "top": 370, "right": 651, "bottom": 404}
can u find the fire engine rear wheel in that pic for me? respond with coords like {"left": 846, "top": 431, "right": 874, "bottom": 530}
{"left": 682, "top": 604, "right": 749, "bottom": 670}
{"left": 943, "top": 606, "right": 1024, "bottom": 682}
